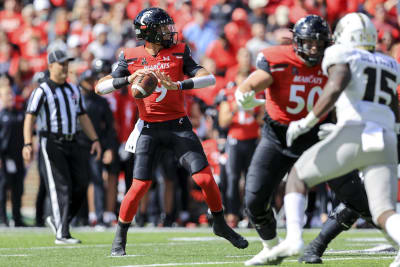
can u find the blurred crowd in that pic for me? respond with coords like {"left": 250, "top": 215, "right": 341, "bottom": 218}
{"left": 0, "top": 0, "right": 400, "bottom": 229}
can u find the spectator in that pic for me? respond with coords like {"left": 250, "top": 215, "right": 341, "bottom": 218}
{"left": 33, "top": 0, "right": 51, "bottom": 40}
{"left": 206, "top": 33, "right": 236, "bottom": 76}
{"left": 224, "top": 8, "right": 252, "bottom": 55}
{"left": 183, "top": 9, "right": 218, "bottom": 62}
{"left": 0, "top": 84, "right": 26, "bottom": 227}
{"left": 0, "top": 0, "right": 23, "bottom": 40}
{"left": 0, "top": 41, "right": 20, "bottom": 78}
{"left": 209, "top": 0, "right": 236, "bottom": 34}
{"left": 225, "top": 47, "right": 254, "bottom": 84}
{"left": 10, "top": 4, "right": 47, "bottom": 58}
{"left": 372, "top": 3, "right": 399, "bottom": 45}
{"left": 246, "top": 22, "right": 271, "bottom": 67}
{"left": 77, "top": 69, "right": 117, "bottom": 227}
{"left": 87, "top": 23, "right": 117, "bottom": 61}
{"left": 218, "top": 71, "right": 262, "bottom": 228}
{"left": 248, "top": 0, "right": 268, "bottom": 25}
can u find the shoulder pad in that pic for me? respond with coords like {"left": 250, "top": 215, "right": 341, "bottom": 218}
{"left": 322, "top": 44, "right": 354, "bottom": 76}
{"left": 262, "top": 45, "right": 292, "bottom": 65}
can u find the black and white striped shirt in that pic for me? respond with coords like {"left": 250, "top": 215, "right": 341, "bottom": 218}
{"left": 26, "top": 79, "right": 86, "bottom": 135}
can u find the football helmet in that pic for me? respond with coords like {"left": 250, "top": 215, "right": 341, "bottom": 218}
{"left": 91, "top": 59, "right": 112, "bottom": 77}
{"left": 134, "top": 7, "right": 178, "bottom": 48}
{"left": 293, "top": 15, "right": 331, "bottom": 66}
{"left": 333, "top": 12, "right": 377, "bottom": 51}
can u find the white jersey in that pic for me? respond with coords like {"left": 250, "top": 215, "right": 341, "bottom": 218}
{"left": 322, "top": 44, "right": 400, "bottom": 130}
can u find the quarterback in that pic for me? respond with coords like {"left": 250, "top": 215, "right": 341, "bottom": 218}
{"left": 95, "top": 7, "right": 248, "bottom": 256}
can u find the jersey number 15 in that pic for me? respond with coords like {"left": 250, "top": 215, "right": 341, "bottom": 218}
{"left": 363, "top": 67, "right": 397, "bottom": 106}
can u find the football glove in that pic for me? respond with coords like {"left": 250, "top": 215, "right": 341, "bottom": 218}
{"left": 317, "top": 123, "right": 336, "bottom": 140}
{"left": 235, "top": 90, "right": 265, "bottom": 110}
{"left": 286, "top": 112, "right": 319, "bottom": 147}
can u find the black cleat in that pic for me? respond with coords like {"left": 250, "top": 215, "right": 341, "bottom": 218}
{"left": 298, "top": 239, "right": 327, "bottom": 264}
{"left": 111, "top": 246, "right": 126, "bottom": 256}
{"left": 213, "top": 220, "right": 249, "bottom": 249}
{"left": 110, "top": 222, "right": 130, "bottom": 256}
{"left": 111, "top": 237, "right": 126, "bottom": 256}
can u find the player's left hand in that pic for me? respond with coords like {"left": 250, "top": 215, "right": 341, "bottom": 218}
{"left": 235, "top": 90, "right": 265, "bottom": 110}
{"left": 286, "top": 119, "right": 312, "bottom": 147}
{"left": 154, "top": 71, "right": 179, "bottom": 90}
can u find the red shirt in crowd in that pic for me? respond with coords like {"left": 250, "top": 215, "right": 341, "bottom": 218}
{"left": 206, "top": 39, "right": 237, "bottom": 74}
{"left": 224, "top": 85, "right": 260, "bottom": 140}
{"left": 0, "top": 10, "right": 23, "bottom": 40}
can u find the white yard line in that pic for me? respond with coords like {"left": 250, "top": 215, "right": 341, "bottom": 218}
{"left": 113, "top": 256, "right": 395, "bottom": 267}
{"left": 0, "top": 254, "right": 29, "bottom": 257}
{"left": 108, "top": 255, "right": 145, "bottom": 258}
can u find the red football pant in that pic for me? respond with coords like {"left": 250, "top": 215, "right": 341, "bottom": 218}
{"left": 119, "top": 179, "right": 152, "bottom": 222}
{"left": 192, "top": 166, "right": 223, "bottom": 212}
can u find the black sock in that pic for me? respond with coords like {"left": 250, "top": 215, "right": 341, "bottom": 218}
{"left": 115, "top": 221, "right": 131, "bottom": 239}
{"left": 317, "top": 218, "right": 344, "bottom": 245}
{"left": 255, "top": 225, "right": 277, "bottom": 241}
{"left": 211, "top": 210, "right": 224, "bottom": 222}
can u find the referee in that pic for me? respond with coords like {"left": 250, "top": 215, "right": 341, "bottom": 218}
{"left": 22, "top": 48, "right": 101, "bottom": 244}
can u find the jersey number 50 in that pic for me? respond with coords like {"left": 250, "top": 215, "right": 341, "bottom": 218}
{"left": 286, "top": 85, "right": 323, "bottom": 114}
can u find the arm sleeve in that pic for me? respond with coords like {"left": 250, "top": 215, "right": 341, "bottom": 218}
{"left": 111, "top": 50, "right": 131, "bottom": 78}
{"left": 182, "top": 44, "right": 203, "bottom": 77}
{"left": 26, "top": 87, "right": 45, "bottom": 115}
{"left": 255, "top": 52, "right": 271, "bottom": 74}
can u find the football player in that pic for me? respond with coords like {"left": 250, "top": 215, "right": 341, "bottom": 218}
{"left": 234, "top": 15, "right": 333, "bottom": 265}
{"left": 95, "top": 7, "right": 248, "bottom": 256}
{"left": 235, "top": 15, "right": 380, "bottom": 266}
{"left": 263, "top": 13, "right": 400, "bottom": 267}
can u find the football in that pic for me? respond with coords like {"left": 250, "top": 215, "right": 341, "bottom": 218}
{"left": 131, "top": 72, "right": 158, "bottom": 99}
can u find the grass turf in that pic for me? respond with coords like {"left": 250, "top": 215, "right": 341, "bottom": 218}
{"left": 0, "top": 227, "right": 396, "bottom": 267}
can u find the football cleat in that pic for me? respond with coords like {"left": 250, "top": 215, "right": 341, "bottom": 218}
{"left": 111, "top": 235, "right": 127, "bottom": 256}
{"left": 298, "top": 239, "right": 327, "bottom": 264}
{"left": 55, "top": 237, "right": 81, "bottom": 245}
{"left": 213, "top": 219, "right": 249, "bottom": 249}
{"left": 390, "top": 251, "right": 400, "bottom": 267}
{"left": 258, "top": 239, "right": 304, "bottom": 265}
{"left": 245, "top": 237, "right": 282, "bottom": 266}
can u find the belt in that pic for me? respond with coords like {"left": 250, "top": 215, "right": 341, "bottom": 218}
{"left": 142, "top": 116, "right": 188, "bottom": 129}
{"left": 40, "top": 132, "right": 76, "bottom": 141}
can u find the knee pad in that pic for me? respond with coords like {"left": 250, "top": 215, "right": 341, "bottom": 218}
{"left": 328, "top": 203, "right": 359, "bottom": 231}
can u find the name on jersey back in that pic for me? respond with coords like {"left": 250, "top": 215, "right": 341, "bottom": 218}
{"left": 293, "top": 75, "right": 323, "bottom": 85}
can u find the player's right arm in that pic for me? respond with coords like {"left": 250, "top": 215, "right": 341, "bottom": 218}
{"left": 95, "top": 51, "right": 146, "bottom": 95}
{"left": 237, "top": 53, "right": 274, "bottom": 94}
{"left": 235, "top": 52, "right": 273, "bottom": 110}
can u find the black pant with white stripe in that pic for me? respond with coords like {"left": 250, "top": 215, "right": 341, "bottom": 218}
{"left": 39, "top": 136, "right": 89, "bottom": 238}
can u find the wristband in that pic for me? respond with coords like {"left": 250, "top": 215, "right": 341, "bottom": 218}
{"left": 303, "top": 111, "right": 319, "bottom": 128}
{"left": 24, "top": 143, "right": 32, "bottom": 147}
{"left": 112, "top": 76, "right": 129, "bottom": 89}
{"left": 92, "top": 139, "right": 99, "bottom": 143}
{"left": 180, "top": 79, "right": 194, "bottom": 90}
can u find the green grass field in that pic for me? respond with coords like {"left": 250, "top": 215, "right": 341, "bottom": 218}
{"left": 0, "top": 227, "right": 396, "bottom": 267}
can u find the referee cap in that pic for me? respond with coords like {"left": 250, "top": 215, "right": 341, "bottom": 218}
{"left": 47, "top": 49, "right": 74, "bottom": 64}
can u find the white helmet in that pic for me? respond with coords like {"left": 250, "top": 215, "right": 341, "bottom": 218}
{"left": 333, "top": 12, "right": 377, "bottom": 50}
